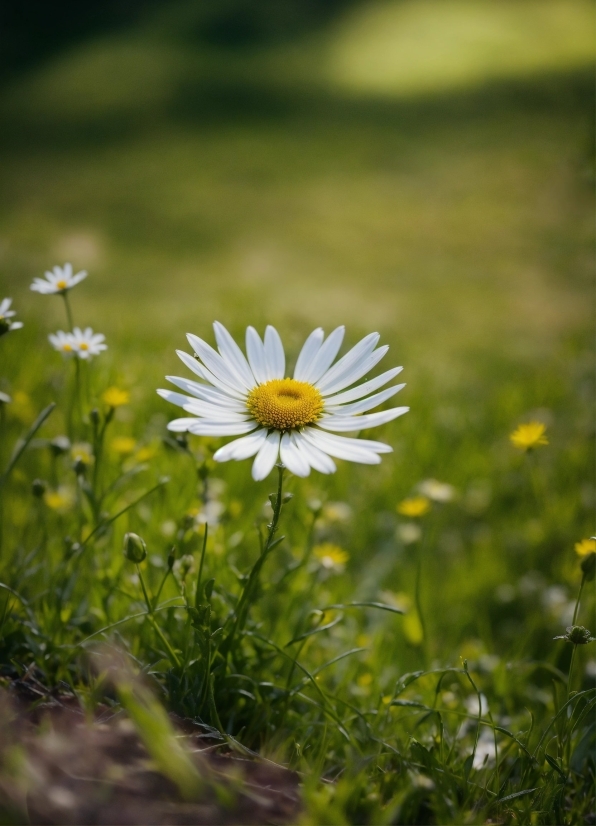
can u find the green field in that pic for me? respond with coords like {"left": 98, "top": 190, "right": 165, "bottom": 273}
{"left": 0, "top": 1, "right": 594, "bottom": 823}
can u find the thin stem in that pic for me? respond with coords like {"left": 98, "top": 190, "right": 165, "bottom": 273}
{"left": 61, "top": 291, "right": 74, "bottom": 330}
{"left": 572, "top": 574, "right": 585, "bottom": 626}
{"left": 223, "top": 464, "right": 286, "bottom": 653}
{"left": 73, "top": 357, "right": 83, "bottom": 433}
{"left": 567, "top": 645, "right": 578, "bottom": 702}
{"left": 137, "top": 563, "right": 181, "bottom": 669}
{"left": 195, "top": 523, "right": 208, "bottom": 608}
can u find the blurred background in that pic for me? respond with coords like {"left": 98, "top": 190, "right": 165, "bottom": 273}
{"left": 0, "top": 0, "right": 593, "bottom": 365}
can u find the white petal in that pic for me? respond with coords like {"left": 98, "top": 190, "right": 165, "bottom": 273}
{"left": 167, "top": 417, "right": 199, "bottom": 432}
{"left": 70, "top": 271, "right": 87, "bottom": 287}
{"left": 293, "top": 328, "right": 324, "bottom": 381}
{"left": 318, "top": 406, "right": 409, "bottom": 431}
{"left": 176, "top": 350, "right": 247, "bottom": 400}
{"left": 187, "top": 333, "right": 246, "bottom": 392}
{"left": 263, "top": 326, "right": 285, "bottom": 379}
{"left": 166, "top": 376, "right": 246, "bottom": 409}
{"left": 213, "top": 429, "right": 267, "bottom": 462}
{"left": 323, "top": 367, "right": 404, "bottom": 405}
{"left": 317, "top": 346, "right": 389, "bottom": 396}
{"left": 30, "top": 280, "right": 54, "bottom": 293}
{"left": 213, "top": 321, "right": 256, "bottom": 389}
{"left": 188, "top": 420, "right": 258, "bottom": 436}
{"left": 280, "top": 432, "right": 310, "bottom": 477}
{"left": 302, "top": 326, "right": 345, "bottom": 384}
{"left": 183, "top": 401, "right": 251, "bottom": 422}
{"left": 302, "top": 429, "right": 382, "bottom": 464}
{"left": 316, "top": 332, "right": 380, "bottom": 394}
{"left": 245, "top": 327, "right": 269, "bottom": 384}
{"left": 252, "top": 431, "right": 281, "bottom": 481}
{"left": 325, "top": 384, "right": 405, "bottom": 415}
{"left": 293, "top": 432, "right": 336, "bottom": 474}
{"left": 304, "top": 429, "right": 392, "bottom": 453}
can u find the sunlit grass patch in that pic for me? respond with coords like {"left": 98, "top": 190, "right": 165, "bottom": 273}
{"left": 329, "top": 0, "right": 595, "bottom": 97}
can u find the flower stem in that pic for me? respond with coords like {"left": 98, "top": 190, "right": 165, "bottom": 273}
{"left": 61, "top": 291, "right": 74, "bottom": 330}
{"left": 572, "top": 573, "right": 586, "bottom": 626}
{"left": 72, "top": 358, "right": 83, "bottom": 437}
{"left": 195, "top": 523, "right": 208, "bottom": 608}
{"left": 137, "top": 564, "right": 181, "bottom": 669}
{"left": 223, "top": 464, "right": 286, "bottom": 653}
{"left": 567, "top": 644, "right": 578, "bottom": 701}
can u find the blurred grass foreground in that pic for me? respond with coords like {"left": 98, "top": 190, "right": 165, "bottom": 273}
{"left": 0, "top": 1, "right": 594, "bottom": 824}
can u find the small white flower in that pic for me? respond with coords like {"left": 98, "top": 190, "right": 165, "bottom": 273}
{"left": 49, "top": 330, "right": 76, "bottom": 356}
{"left": 158, "top": 323, "right": 408, "bottom": 481}
{"left": 0, "top": 298, "right": 24, "bottom": 335}
{"left": 397, "top": 522, "right": 422, "bottom": 544}
{"left": 49, "top": 328, "right": 106, "bottom": 359}
{"left": 30, "top": 263, "right": 87, "bottom": 295}
{"left": 70, "top": 327, "right": 107, "bottom": 359}
{"left": 418, "top": 478, "right": 456, "bottom": 502}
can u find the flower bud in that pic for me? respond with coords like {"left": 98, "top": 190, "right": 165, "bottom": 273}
{"left": 31, "top": 479, "right": 47, "bottom": 498}
{"left": 49, "top": 435, "right": 70, "bottom": 456}
{"left": 554, "top": 625, "right": 595, "bottom": 645}
{"left": 89, "top": 408, "right": 100, "bottom": 426}
{"left": 72, "top": 457, "right": 87, "bottom": 475}
{"left": 123, "top": 532, "right": 147, "bottom": 563}
{"left": 282, "top": 492, "right": 294, "bottom": 504}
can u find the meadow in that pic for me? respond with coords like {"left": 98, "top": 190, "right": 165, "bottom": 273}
{"left": 0, "top": 1, "right": 594, "bottom": 823}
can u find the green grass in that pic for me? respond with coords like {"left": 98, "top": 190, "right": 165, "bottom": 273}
{"left": 0, "top": 2, "right": 594, "bottom": 822}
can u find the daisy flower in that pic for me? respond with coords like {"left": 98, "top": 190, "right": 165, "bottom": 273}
{"left": 70, "top": 327, "right": 107, "bottom": 359}
{"left": 30, "top": 263, "right": 87, "bottom": 295}
{"left": 158, "top": 323, "right": 408, "bottom": 481}
{"left": 50, "top": 328, "right": 107, "bottom": 359}
{"left": 0, "top": 298, "right": 24, "bottom": 336}
{"left": 49, "top": 330, "right": 76, "bottom": 355}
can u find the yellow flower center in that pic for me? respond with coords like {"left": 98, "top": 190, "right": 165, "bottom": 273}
{"left": 56, "top": 279, "right": 67, "bottom": 290}
{"left": 63, "top": 343, "right": 72, "bottom": 352}
{"left": 247, "top": 378, "right": 323, "bottom": 431}
{"left": 79, "top": 342, "right": 89, "bottom": 350}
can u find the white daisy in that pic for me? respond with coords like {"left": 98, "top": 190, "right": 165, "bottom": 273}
{"left": 30, "top": 263, "right": 87, "bottom": 295}
{"left": 70, "top": 327, "right": 107, "bottom": 359}
{"left": 0, "top": 298, "right": 23, "bottom": 335}
{"left": 158, "top": 323, "right": 408, "bottom": 481}
{"left": 49, "top": 330, "right": 76, "bottom": 355}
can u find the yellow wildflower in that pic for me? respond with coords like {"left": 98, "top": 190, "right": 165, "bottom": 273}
{"left": 102, "top": 387, "right": 130, "bottom": 408}
{"left": 134, "top": 444, "right": 158, "bottom": 463}
{"left": 10, "top": 391, "right": 34, "bottom": 423}
{"left": 44, "top": 487, "right": 75, "bottom": 513}
{"left": 397, "top": 496, "right": 430, "bottom": 517}
{"left": 357, "top": 673, "right": 373, "bottom": 687}
{"left": 575, "top": 538, "right": 596, "bottom": 557}
{"left": 313, "top": 543, "right": 349, "bottom": 570}
{"left": 510, "top": 421, "right": 548, "bottom": 451}
{"left": 111, "top": 436, "right": 137, "bottom": 455}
